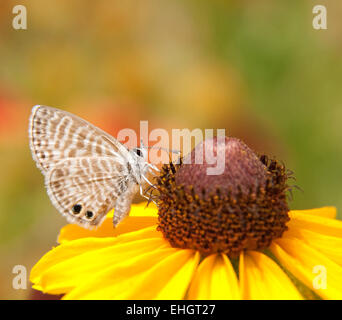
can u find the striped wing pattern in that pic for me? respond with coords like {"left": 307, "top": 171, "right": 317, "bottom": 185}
{"left": 29, "top": 105, "right": 136, "bottom": 229}
{"left": 29, "top": 105, "right": 129, "bottom": 172}
{"left": 47, "top": 157, "right": 131, "bottom": 228}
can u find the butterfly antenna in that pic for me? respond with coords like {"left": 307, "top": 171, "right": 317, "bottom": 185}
{"left": 143, "top": 141, "right": 180, "bottom": 156}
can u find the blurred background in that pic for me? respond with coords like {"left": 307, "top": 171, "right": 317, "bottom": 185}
{"left": 0, "top": 0, "right": 341, "bottom": 299}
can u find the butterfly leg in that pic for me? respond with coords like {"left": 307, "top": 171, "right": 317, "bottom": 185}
{"left": 142, "top": 174, "right": 156, "bottom": 188}
{"left": 139, "top": 184, "right": 148, "bottom": 199}
{"left": 146, "top": 163, "right": 160, "bottom": 172}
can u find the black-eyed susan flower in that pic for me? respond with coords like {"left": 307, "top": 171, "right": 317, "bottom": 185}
{"left": 30, "top": 137, "right": 342, "bottom": 300}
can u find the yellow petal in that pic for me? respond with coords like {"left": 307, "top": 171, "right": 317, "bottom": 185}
{"left": 290, "top": 207, "right": 337, "bottom": 219}
{"left": 58, "top": 216, "right": 157, "bottom": 243}
{"left": 271, "top": 238, "right": 342, "bottom": 299}
{"left": 105, "top": 202, "right": 158, "bottom": 217}
{"left": 288, "top": 210, "right": 342, "bottom": 237}
{"left": 239, "top": 251, "right": 302, "bottom": 300}
{"left": 187, "top": 254, "right": 240, "bottom": 300}
{"left": 129, "top": 202, "right": 158, "bottom": 217}
{"left": 31, "top": 226, "right": 165, "bottom": 295}
{"left": 122, "top": 249, "right": 199, "bottom": 299}
{"left": 31, "top": 237, "right": 118, "bottom": 289}
{"left": 34, "top": 237, "right": 167, "bottom": 295}
{"left": 63, "top": 247, "right": 179, "bottom": 300}
{"left": 282, "top": 228, "right": 342, "bottom": 265}
{"left": 155, "top": 251, "right": 200, "bottom": 299}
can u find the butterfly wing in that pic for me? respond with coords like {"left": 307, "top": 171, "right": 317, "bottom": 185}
{"left": 29, "top": 105, "right": 130, "bottom": 173}
{"left": 46, "top": 156, "right": 133, "bottom": 228}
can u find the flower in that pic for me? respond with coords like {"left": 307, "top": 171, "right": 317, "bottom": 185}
{"left": 30, "top": 137, "right": 342, "bottom": 300}
{"left": 30, "top": 203, "right": 342, "bottom": 300}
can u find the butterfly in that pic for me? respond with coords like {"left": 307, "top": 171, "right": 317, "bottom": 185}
{"left": 28, "top": 105, "right": 158, "bottom": 229}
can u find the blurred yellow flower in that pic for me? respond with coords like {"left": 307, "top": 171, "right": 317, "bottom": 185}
{"left": 30, "top": 203, "right": 342, "bottom": 300}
